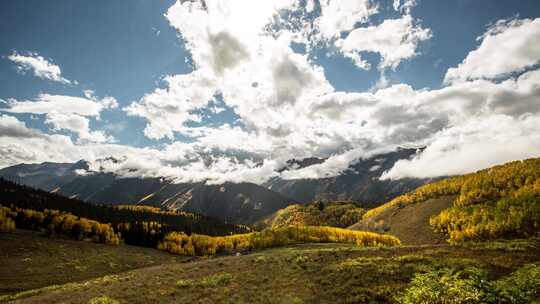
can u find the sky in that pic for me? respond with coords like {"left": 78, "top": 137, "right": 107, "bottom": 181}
{"left": 0, "top": 0, "right": 539, "bottom": 184}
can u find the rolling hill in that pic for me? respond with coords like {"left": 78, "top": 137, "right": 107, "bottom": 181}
{"left": 256, "top": 201, "right": 366, "bottom": 230}
{"left": 351, "top": 158, "right": 540, "bottom": 245}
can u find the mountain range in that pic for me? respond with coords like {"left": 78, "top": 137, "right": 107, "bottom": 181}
{"left": 0, "top": 147, "right": 430, "bottom": 224}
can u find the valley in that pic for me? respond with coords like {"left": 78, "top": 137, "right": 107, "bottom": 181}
{"left": 1, "top": 157, "right": 540, "bottom": 303}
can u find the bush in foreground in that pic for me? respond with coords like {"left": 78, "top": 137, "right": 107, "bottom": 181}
{"left": 397, "top": 264, "right": 540, "bottom": 304}
{"left": 158, "top": 226, "right": 400, "bottom": 256}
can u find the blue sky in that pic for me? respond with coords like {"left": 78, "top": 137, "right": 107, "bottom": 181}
{"left": 0, "top": 0, "right": 539, "bottom": 183}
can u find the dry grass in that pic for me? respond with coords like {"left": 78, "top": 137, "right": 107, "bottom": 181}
{"left": 0, "top": 229, "right": 187, "bottom": 296}
{"left": 4, "top": 238, "right": 539, "bottom": 304}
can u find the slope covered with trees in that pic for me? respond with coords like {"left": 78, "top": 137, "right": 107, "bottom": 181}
{"left": 357, "top": 158, "right": 540, "bottom": 244}
{"left": 256, "top": 201, "right": 365, "bottom": 230}
{"left": 1, "top": 205, "right": 120, "bottom": 245}
{"left": 0, "top": 179, "right": 250, "bottom": 247}
{"left": 158, "top": 226, "right": 400, "bottom": 256}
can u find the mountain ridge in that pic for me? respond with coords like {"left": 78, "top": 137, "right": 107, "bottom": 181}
{"left": 0, "top": 148, "right": 431, "bottom": 224}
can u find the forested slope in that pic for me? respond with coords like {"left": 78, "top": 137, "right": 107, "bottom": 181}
{"left": 0, "top": 179, "right": 250, "bottom": 247}
{"left": 352, "top": 158, "right": 540, "bottom": 244}
{"left": 256, "top": 201, "right": 365, "bottom": 230}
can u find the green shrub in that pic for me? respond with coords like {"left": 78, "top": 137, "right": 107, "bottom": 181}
{"left": 398, "top": 265, "right": 540, "bottom": 304}
{"left": 176, "top": 273, "right": 233, "bottom": 289}
{"left": 494, "top": 264, "right": 540, "bottom": 304}
{"left": 396, "top": 268, "right": 494, "bottom": 304}
{"left": 88, "top": 296, "right": 120, "bottom": 304}
{"left": 176, "top": 279, "right": 194, "bottom": 288}
{"left": 199, "top": 273, "right": 233, "bottom": 287}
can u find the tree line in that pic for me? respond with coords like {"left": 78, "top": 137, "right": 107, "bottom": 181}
{"left": 158, "top": 226, "right": 401, "bottom": 256}
{"left": 1, "top": 204, "right": 120, "bottom": 245}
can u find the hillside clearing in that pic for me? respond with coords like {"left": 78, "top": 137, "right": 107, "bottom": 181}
{"left": 0, "top": 230, "right": 188, "bottom": 296}
{"left": 349, "top": 196, "right": 455, "bottom": 245}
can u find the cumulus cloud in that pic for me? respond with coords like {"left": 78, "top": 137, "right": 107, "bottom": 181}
{"left": 0, "top": 114, "right": 45, "bottom": 139}
{"left": 2, "top": 93, "right": 117, "bottom": 143}
{"left": 7, "top": 51, "right": 74, "bottom": 84}
{"left": 392, "top": 0, "right": 417, "bottom": 14}
{"left": 124, "top": 6, "right": 540, "bottom": 183}
{"left": 128, "top": 0, "right": 333, "bottom": 146}
{"left": 125, "top": 72, "right": 217, "bottom": 139}
{"left": 381, "top": 115, "right": 540, "bottom": 179}
{"left": 314, "top": 0, "right": 378, "bottom": 40}
{"left": 45, "top": 113, "right": 113, "bottom": 143}
{"left": 3, "top": 3, "right": 540, "bottom": 185}
{"left": 445, "top": 18, "right": 540, "bottom": 83}
{"left": 337, "top": 14, "right": 431, "bottom": 69}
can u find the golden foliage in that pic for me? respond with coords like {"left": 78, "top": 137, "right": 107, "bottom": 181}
{"left": 1, "top": 204, "right": 120, "bottom": 245}
{"left": 158, "top": 226, "right": 400, "bottom": 256}
{"left": 362, "top": 158, "right": 540, "bottom": 243}
{"left": 114, "top": 205, "right": 196, "bottom": 218}
{"left": 259, "top": 202, "right": 365, "bottom": 229}
{"left": 0, "top": 206, "right": 16, "bottom": 232}
{"left": 365, "top": 158, "right": 540, "bottom": 221}
{"left": 431, "top": 180, "right": 540, "bottom": 243}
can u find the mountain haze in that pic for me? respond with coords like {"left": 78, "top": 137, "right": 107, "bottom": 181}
{"left": 265, "top": 148, "right": 433, "bottom": 207}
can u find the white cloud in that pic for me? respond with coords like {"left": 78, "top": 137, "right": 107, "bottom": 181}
{"left": 337, "top": 14, "right": 431, "bottom": 69}
{"left": 7, "top": 51, "right": 74, "bottom": 84}
{"left": 393, "top": 0, "right": 417, "bottom": 14}
{"left": 4, "top": 93, "right": 116, "bottom": 117}
{"left": 129, "top": 0, "right": 333, "bottom": 144}
{"left": 124, "top": 5, "right": 540, "bottom": 184}
{"left": 3, "top": 5, "right": 539, "bottom": 185}
{"left": 281, "top": 147, "right": 389, "bottom": 179}
{"left": 0, "top": 114, "right": 45, "bottom": 139}
{"left": 381, "top": 115, "right": 540, "bottom": 179}
{"left": 0, "top": 115, "right": 279, "bottom": 185}
{"left": 2, "top": 93, "right": 117, "bottom": 143}
{"left": 125, "top": 72, "right": 217, "bottom": 139}
{"left": 305, "top": 0, "right": 315, "bottom": 13}
{"left": 445, "top": 18, "right": 540, "bottom": 83}
{"left": 314, "top": 0, "right": 378, "bottom": 41}
{"left": 45, "top": 112, "right": 113, "bottom": 143}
